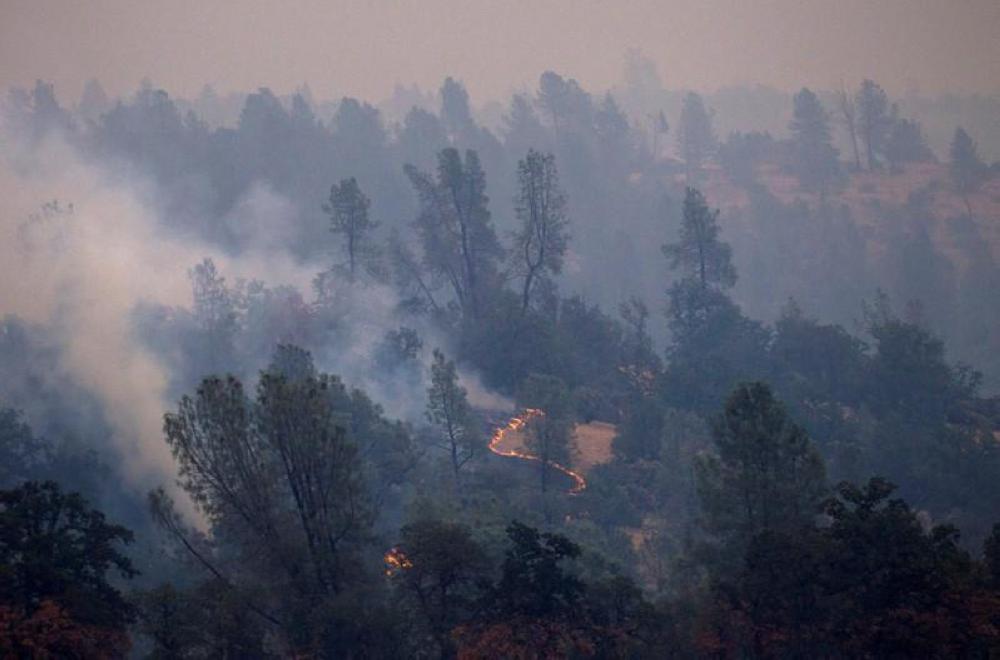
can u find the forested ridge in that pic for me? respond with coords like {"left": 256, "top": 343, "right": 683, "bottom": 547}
{"left": 3, "top": 66, "right": 1000, "bottom": 657}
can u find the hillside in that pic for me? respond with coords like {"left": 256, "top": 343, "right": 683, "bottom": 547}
{"left": 693, "top": 162, "right": 1000, "bottom": 263}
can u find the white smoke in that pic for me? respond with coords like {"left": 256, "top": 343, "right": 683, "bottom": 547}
{"left": 0, "top": 114, "right": 514, "bottom": 527}
{"left": 0, "top": 127, "right": 312, "bottom": 521}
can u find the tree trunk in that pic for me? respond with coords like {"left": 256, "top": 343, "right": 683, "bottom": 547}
{"left": 849, "top": 128, "right": 861, "bottom": 171}
{"left": 866, "top": 131, "right": 876, "bottom": 171}
{"left": 348, "top": 230, "right": 356, "bottom": 279}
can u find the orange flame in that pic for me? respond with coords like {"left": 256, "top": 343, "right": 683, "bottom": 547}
{"left": 383, "top": 546, "right": 413, "bottom": 576}
{"left": 488, "top": 409, "right": 587, "bottom": 494}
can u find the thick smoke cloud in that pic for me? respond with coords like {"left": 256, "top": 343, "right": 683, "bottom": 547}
{"left": 0, "top": 125, "right": 314, "bottom": 518}
{"left": 0, "top": 116, "right": 511, "bottom": 522}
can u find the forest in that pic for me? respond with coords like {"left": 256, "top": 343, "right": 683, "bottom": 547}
{"left": 3, "top": 38, "right": 1000, "bottom": 659}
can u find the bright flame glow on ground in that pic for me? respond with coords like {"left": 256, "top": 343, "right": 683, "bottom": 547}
{"left": 384, "top": 410, "right": 590, "bottom": 575}
{"left": 487, "top": 408, "right": 587, "bottom": 494}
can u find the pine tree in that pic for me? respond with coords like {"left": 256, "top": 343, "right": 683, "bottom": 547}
{"left": 950, "top": 127, "right": 986, "bottom": 219}
{"left": 676, "top": 93, "right": 715, "bottom": 182}
{"left": 695, "top": 382, "right": 826, "bottom": 549}
{"left": 836, "top": 84, "right": 863, "bottom": 171}
{"left": 405, "top": 148, "right": 504, "bottom": 321}
{"left": 856, "top": 79, "right": 891, "bottom": 170}
{"left": 789, "top": 88, "right": 840, "bottom": 192}
{"left": 426, "top": 349, "right": 477, "bottom": 486}
{"left": 663, "top": 187, "right": 736, "bottom": 293}
{"left": 513, "top": 150, "right": 569, "bottom": 315}
{"left": 885, "top": 117, "right": 935, "bottom": 170}
{"left": 323, "top": 177, "right": 377, "bottom": 280}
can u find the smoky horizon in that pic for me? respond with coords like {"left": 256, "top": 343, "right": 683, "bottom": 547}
{"left": 2, "top": 0, "right": 999, "bottom": 104}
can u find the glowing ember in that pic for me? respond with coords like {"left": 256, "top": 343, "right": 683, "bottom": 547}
{"left": 488, "top": 408, "right": 587, "bottom": 494}
{"left": 383, "top": 546, "right": 413, "bottom": 576}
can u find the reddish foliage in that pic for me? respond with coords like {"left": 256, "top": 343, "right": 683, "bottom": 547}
{"left": 0, "top": 600, "right": 130, "bottom": 659}
{"left": 453, "top": 617, "right": 596, "bottom": 659}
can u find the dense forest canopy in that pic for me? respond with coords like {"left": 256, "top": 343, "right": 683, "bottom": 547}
{"left": 2, "top": 20, "right": 1000, "bottom": 658}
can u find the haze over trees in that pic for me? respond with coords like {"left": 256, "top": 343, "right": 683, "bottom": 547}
{"left": 856, "top": 79, "right": 892, "bottom": 170}
{"left": 426, "top": 348, "right": 478, "bottom": 486}
{"left": 676, "top": 92, "right": 716, "bottom": 181}
{"left": 0, "top": 482, "right": 137, "bottom": 657}
{"left": 405, "top": 148, "right": 504, "bottom": 322}
{"left": 885, "top": 116, "right": 935, "bottom": 171}
{"left": 951, "top": 126, "right": 988, "bottom": 218}
{"left": 2, "top": 39, "right": 1000, "bottom": 657}
{"left": 512, "top": 150, "right": 570, "bottom": 315}
{"left": 324, "top": 177, "right": 378, "bottom": 280}
{"left": 788, "top": 87, "right": 841, "bottom": 191}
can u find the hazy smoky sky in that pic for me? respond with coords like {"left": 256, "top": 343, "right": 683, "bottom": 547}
{"left": 2, "top": 0, "right": 998, "bottom": 102}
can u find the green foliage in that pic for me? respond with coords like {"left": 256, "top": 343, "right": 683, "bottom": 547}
{"left": 662, "top": 187, "right": 735, "bottom": 337}
{"left": 854, "top": 303, "right": 1000, "bottom": 537}
{"left": 391, "top": 518, "right": 489, "bottom": 656}
{"left": 397, "top": 106, "right": 448, "bottom": 171}
{"left": 614, "top": 396, "right": 670, "bottom": 462}
{"left": 373, "top": 326, "right": 423, "bottom": 371}
{"left": 3, "top": 437, "right": 112, "bottom": 532}
{"left": 817, "top": 478, "right": 978, "bottom": 656}
{"left": 135, "top": 581, "right": 270, "bottom": 659}
{"left": 492, "top": 521, "right": 584, "bottom": 619}
{"left": 865, "top": 299, "right": 979, "bottom": 422}
{"left": 768, "top": 303, "right": 869, "bottom": 479}
{"left": 0, "top": 409, "right": 50, "bottom": 487}
{"left": 696, "top": 383, "right": 827, "bottom": 550}
{"left": 156, "top": 345, "right": 416, "bottom": 653}
{"left": 459, "top": 291, "right": 630, "bottom": 414}
{"left": 537, "top": 71, "right": 593, "bottom": 138}
{"left": 0, "top": 481, "right": 136, "bottom": 647}
{"left": 619, "top": 296, "right": 661, "bottom": 378}
{"left": 661, "top": 188, "right": 773, "bottom": 413}
{"left": 664, "top": 284, "right": 771, "bottom": 413}
{"left": 554, "top": 297, "right": 627, "bottom": 410}
{"left": 856, "top": 79, "right": 892, "bottom": 170}
{"left": 453, "top": 521, "right": 655, "bottom": 658}
{"left": 517, "top": 373, "right": 574, "bottom": 496}
{"left": 985, "top": 524, "right": 1000, "bottom": 590}
{"left": 189, "top": 258, "right": 240, "bottom": 375}
{"left": 513, "top": 150, "right": 569, "bottom": 315}
{"left": 440, "top": 77, "right": 475, "bottom": 138}
{"left": 698, "top": 474, "right": 1000, "bottom": 657}
{"left": 663, "top": 187, "right": 737, "bottom": 292}
{"left": 885, "top": 117, "right": 936, "bottom": 170}
{"left": 322, "top": 176, "right": 379, "bottom": 279}
{"left": 676, "top": 92, "right": 716, "bottom": 179}
{"left": 717, "top": 130, "right": 774, "bottom": 186}
{"left": 771, "top": 301, "right": 867, "bottom": 406}
{"left": 426, "top": 349, "right": 478, "bottom": 484}
{"left": 789, "top": 87, "right": 841, "bottom": 191}
{"left": 405, "top": 147, "right": 504, "bottom": 322}
{"left": 950, "top": 127, "right": 988, "bottom": 205}
{"left": 12, "top": 76, "right": 1000, "bottom": 658}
